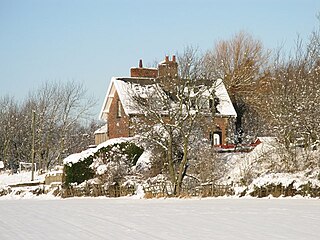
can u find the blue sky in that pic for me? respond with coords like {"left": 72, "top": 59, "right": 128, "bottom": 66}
{"left": 0, "top": 0, "right": 319, "bottom": 117}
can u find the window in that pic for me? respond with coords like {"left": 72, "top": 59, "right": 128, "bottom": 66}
{"left": 209, "top": 97, "right": 220, "bottom": 114}
{"left": 117, "top": 100, "right": 122, "bottom": 117}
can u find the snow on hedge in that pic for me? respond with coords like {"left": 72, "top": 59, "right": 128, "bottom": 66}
{"left": 63, "top": 137, "right": 134, "bottom": 165}
{"left": 249, "top": 172, "right": 320, "bottom": 189}
{"left": 135, "top": 150, "right": 151, "bottom": 172}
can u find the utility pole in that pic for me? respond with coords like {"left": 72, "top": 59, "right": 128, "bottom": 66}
{"left": 31, "top": 110, "right": 36, "bottom": 181}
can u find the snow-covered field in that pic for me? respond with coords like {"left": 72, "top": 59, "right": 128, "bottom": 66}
{"left": 0, "top": 198, "right": 319, "bottom": 240}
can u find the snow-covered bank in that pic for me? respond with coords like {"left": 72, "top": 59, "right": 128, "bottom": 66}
{"left": 0, "top": 171, "right": 59, "bottom": 200}
{"left": 0, "top": 171, "right": 45, "bottom": 186}
{"left": 0, "top": 198, "right": 319, "bottom": 240}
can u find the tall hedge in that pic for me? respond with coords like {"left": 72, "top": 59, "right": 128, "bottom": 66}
{"left": 96, "top": 142, "right": 143, "bottom": 167}
{"left": 64, "top": 156, "right": 95, "bottom": 186}
{"left": 64, "top": 141, "right": 143, "bottom": 186}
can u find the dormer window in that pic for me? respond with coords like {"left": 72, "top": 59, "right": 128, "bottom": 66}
{"left": 117, "top": 100, "right": 122, "bottom": 117}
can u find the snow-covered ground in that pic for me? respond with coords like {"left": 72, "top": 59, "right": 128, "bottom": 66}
{"left": 0, "top": 198, "right": 319, "bottom": 240}
{"left": 0, "top": 171, "right": 45, "bottom": 186}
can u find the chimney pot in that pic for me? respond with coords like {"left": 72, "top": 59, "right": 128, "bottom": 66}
{"left": 139, "top": 59, "right": 143, "bottom": 68}
{"left": 172, "top": 55, "right": 176, "bottom": 62}
{"left": 165, "top": 56, "right": 169, "bottom": 62}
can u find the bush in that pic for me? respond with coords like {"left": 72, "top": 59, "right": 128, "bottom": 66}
{"left": 64, "top": 141, "right": 143, "bottom": 187}
{"left": 96, "top": 142, "right": 143, "bottom": 167}
{"left": 64, "top": 156, "right": 95, "bottom": 186}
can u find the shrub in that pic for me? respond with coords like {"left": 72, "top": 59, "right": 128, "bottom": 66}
{"left": 96, "top": 142, "right": 143, "bottom": 167}
{"left": 64, "top": 141, "right": 143, "bottom": 187}
{"left": 64, "top": 156, "right": 95, "bottom": 186}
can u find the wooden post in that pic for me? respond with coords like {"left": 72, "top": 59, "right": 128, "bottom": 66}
{"left": 31, "top": 110, "right": 36, "bottom": 181}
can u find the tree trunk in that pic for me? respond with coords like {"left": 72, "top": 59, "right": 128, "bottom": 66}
{"left": 167, "top": 132, "right": 176, "bottom": 195}
{"left": 176, "top": 136, "right": 189, "bottom": 196}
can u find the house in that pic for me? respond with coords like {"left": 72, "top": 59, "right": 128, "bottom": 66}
{"left": 95, "top": 56, "right": 237, "bottom": 146}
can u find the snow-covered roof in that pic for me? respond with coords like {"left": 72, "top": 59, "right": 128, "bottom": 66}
{"left": 99, "top": 77, "right": 237, "bottom": 120}
{"left": 99, "top": 77, "right": 162, "bottom": 119}
{"left": 94, "top": 124, "right": 108, "bottom": 134}
{"left": 214, "top": 79, "right": 237, "bottom": 117}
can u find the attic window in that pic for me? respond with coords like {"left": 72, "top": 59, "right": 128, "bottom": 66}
{"left": 117, "top": 100, "right": 122, "bottom": 117}
{"left": 209, "top": 97, "right": 220, "bottom": 114}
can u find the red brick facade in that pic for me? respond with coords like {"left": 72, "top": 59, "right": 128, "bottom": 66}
{"left": 97, "top": 90, "right": 232, "bottom": 145}
{"left": 130, "top": 56, "right": 178, "bottom": 79}
{"left": 130, "top": 68, "right": 158, "bottom": 78}
{"left": 214, "top": 117, "right": 229, "bottom": 144}
{"left": 107, "top": 91, "right": 130, "bottom": 139}
{"left": 95, "top": 56, "right": 235, "bottom": 145}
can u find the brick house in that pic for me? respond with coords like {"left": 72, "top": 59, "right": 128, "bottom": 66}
{"left": 95, "top": 56, "right": 237, "bottom": 145}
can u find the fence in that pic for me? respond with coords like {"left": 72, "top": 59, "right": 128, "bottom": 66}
{"left": 58, "top": 181, "right": 320, "bottom": 198}
{"left": 61, "top": 183, "right": 135, "bottom": 198}
{"left": 143, "top": 182, "right": 234, "bottom": 198}
{"left": 249, "top": 182, "right": 320, "bottom": 198}
{"left": 60, "top": 181, "right": 233, "bottom": 198}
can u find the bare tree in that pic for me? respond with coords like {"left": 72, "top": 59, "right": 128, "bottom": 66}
{"left": 130, "top": 48, "right": 217, "bottom": 196}
{"left": 204, "top": 31, "right": 271, "bottom": 142}
{"left": 0, "top": 96, "right": 21, "bottom": 171}
{"left": 0, "top": 81, "right": 97, "bottom": 172}
{"left": 259, "top": 27, "right": 320, "bottom": 171}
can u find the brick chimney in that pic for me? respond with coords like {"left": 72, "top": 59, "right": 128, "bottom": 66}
{"left": 158, "top": 55, "right": 178, "bottom": 78}
{"left": 130, "top": 59, "right": 158, "bottom": 78}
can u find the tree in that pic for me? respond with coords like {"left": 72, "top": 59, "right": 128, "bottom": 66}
{"left": 130, "top": 48, "right": 217, "bottom": 196}
{"left": 0, "top": 96, "right": 20, "bottom": 171}
{"left": 257, "top": 26, "right": 320, "bottom": 171}
{"left": 204, "top": 31, "right": 270, "bottom": 142}
{"left": 0, "top": 81, "right": 97, "bottom": 172}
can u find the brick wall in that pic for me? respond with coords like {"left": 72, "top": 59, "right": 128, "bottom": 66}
{"left": 201, "top": 117, "right": 230, "bottom": 145}
{"left": 130, "top": 56, "right": 178, "bottom": 79}
{"left": 130, "top": 68, "right": 158, "bottom": 78}
{"left": 214, "top": 117, "right": 229, "bottom": 144}
{"left": 107, "top": 91, "right": 130, "bottom": 139}
{"left": 158, "top": 56, "right": 178, "bottom": 78}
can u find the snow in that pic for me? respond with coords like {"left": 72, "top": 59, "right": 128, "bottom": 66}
{"left": 63, "top": 137, "right": 134, "bottom": 165}
{"left": 215, "top": 78, "right": 237, "bottom": 117}
{"left": 225, "top": 137, "right": 278, "bottom": 183}
{"left": 114, "top": 78, "right": 158, "bottom": 115}
{"left": 248, "top": 172, "right": 320, "bottom": 190}
{"left": 0, "top": 171, "right": 45, "bottom": 186}
{"left": 100, "top": 77, "right": 237, "bottom": 119}
{"left": 63, "top": 148, "right": 96, "bottom": 165}
{"left": 94, "top": 124, "right": 108, "bottom": 134}
{"left": 0, "top": 187, "right": 57, "bottom": 200}
{"left": 132, "top": 184, "right": 145, "bottom": 199}
{"left": 135, "top": 150, "right": 151, "bottom": 172}
{"left": 222, "top": 137, "right": 320, "bottom": 196}
{"left": 96, "top": 164, "right": 107, "bottom": 175}
{"left": 0, "top": 198, "right": 319, "bottom": 239}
